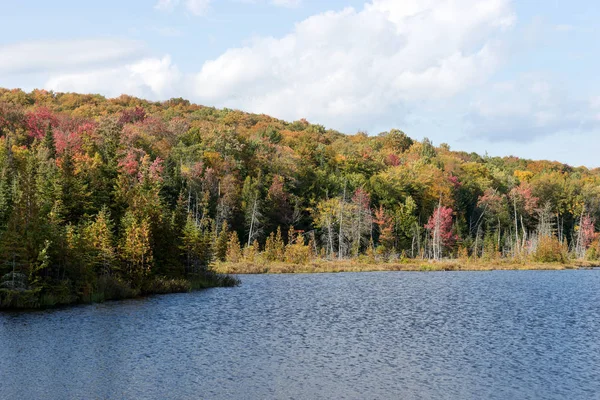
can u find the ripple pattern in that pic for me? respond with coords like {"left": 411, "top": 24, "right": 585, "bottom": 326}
{"left": 1, "top": 270, "right": 600, "bottom": 399}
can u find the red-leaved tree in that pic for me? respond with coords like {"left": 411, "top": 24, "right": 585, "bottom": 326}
{"left": 25, "top": 107, "right": 59, "bottom": 140}
{"left": 575, "top": 213, "right": 596, "bottom": 259}
{"left": 425, "top": 205, "right": 456, "bottom": 259}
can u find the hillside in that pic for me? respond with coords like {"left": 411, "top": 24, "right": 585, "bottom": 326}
{"left": 0, "top": 87, "right": 598, "bottom": 307}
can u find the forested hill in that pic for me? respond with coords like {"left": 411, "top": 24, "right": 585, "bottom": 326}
{"left": 0, "top": 87, "right": 599, "bottom": 306}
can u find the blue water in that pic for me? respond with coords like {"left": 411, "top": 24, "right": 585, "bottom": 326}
{"left": 1, "top": 271, "right": 600, "bottom": 399}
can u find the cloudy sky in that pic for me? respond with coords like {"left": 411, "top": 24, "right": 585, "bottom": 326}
{"left": 1, "top": 0, "right": 599, "bottom": 166}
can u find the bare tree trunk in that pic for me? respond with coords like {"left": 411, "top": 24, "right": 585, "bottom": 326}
{"left": 326, "top": 215, "right": 334, "bottom": 259}
{"left": 432, "top": 197, "right": 442, "bottom": 260}
{"left": 195, "top": 192, "right": 199, "bottom": 225}
{"left": 247, "top": 196, "right": 258, "bottom": 247}
{"left": 497, "top": 218, "right": 501, "bottom": 253}
{"left": 474, "top": 224, "right": 480, "bottom": 259}
{"left": 575, "top": 207, "right": 585, "bottom": 259}
{"left": 187, "top": 187, "right": 191, "bottom": 214}
{"left": 513, "top": 195, "right": 519, "bottom": 256}
{"left": 413, "top": 222, "right": 422, "bottom": 259}
{"left": 521, "top": 215, "right": 527, "bottom": 251}
{"left": 338, "top": 182, "right": 346, "bottom": 260}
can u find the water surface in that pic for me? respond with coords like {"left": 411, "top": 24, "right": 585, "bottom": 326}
{"left": 1, "top": 271, "right": 599, "bottom": 399}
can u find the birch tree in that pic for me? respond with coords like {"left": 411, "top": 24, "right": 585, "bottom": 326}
{"left": 425, "top": 201, "right": 456, "bottom": 260}
{"left": 242, "top": 176, "right": 263, "bottom": 247}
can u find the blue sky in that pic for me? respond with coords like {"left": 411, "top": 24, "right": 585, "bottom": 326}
{"left": 1, "top": 0, "right": 599, "bottom": 167}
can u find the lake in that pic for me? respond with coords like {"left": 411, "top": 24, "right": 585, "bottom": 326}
{"left": 1, "top": 271, "right": 600, "bottom": 399}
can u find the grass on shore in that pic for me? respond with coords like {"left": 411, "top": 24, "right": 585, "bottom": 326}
{"left": 0, "top": 271, "right": 240, "bottom": 310}
{"left": 213, "top": 258, "right": 599, "bottom": 274}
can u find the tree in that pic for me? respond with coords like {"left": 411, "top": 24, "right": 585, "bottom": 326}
{"left": 312, "top": 195, "right": 354, "bottom": 260}
{"left": 420, "top": 137, "right": 437, "bottom": 160}
{"left": 374, "top": 206, "right": 394, "bottom": 255}
{"left": 474, "top": 188, "right": 508, "bottom": 258}
{"left": 380, "top": 129, "right": 413, "bottom": 153}
{"left": 394, "top": 196, "right": 418, "bottom": 255}
{"left": 180, "top": 214, "right": 212, "bottom": 273}
{"left": 284, "top": 226, "right": 311, "bottom": 265}
{"left": 243, "top": 239, "right": 260, "bottom": 263}
{"left": 349, "top": 187, "right": 372, "bottom": 256}
{"left": 8, "top": 88, "right": 600, "bottom": 307}
{"left": 264, "top": 226, "right": 285, "bottom": 262}
{"left": 265, "top": 175, "right": 293, "bottom": 232}
{"left": 242, "top": 176, "right": 263, "bottom": 247}
{"left": 425, "top": 202, "right": 456, "bottom": 260}
{"left": 226, "top": 231, "right": 242, "bottom": 263}
{"left": 575, "top": 213, "right": 595, "bottom": 259}
{"left": 509, "top": 183, "right": 539, "bottom": 256}
{"left": 214, "top": 221, "right": 229, "bottom": 262}
{"left": 25, "top": 107, "right": 58, "bottom": 140}
{"left": 84, "top": 207, "right": 116, "bottom": 276}
{"left": 338, "top": 182, "right": 347, "bottom": 260}
{"left": 313, "top": 198, "right": 339, "bottom": 259}
{"left": 42, "top": 123, "right": 57, "bottom": 159}
{"left": 60, "top": 147, "right": 89, "bottom": 223}
{"left": 120, "top": 211, "right": 153, "bottom": 285}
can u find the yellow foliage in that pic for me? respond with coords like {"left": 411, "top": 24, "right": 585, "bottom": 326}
{"left": 533, "top": 236, "right": 568, "bottom": 263}
{"left": 514, "top": 170, "right": 534, "bottom": 182}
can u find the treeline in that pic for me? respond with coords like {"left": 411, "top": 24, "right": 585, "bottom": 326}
{"left": 0, "top": 88, "right": 599, "bottom": 305}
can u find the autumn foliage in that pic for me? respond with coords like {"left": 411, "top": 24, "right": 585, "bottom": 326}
{"left": 0, "top": 87, "right": 599, "bottom": 307}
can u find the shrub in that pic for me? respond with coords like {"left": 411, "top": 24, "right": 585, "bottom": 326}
{"left": 188, "top": 272, "right": 240, "bottom": 289}
{"left": 142, "top": 277, "right": 192, "bottom": 295}
{"left": 243, "top": 240, "right": 261, "bottom": 263}
{"left": 585, "top": 239, "right": 600, "bottom": 261}
{"left": 533, "top": 236, "right": 568, "bottom": 263}
{"left": 0, "top": 288, "right": 41, "bottom": 309}
{"left": 264, "top": 227, "right": 285, "bottom": 262}
{"left": 96, "top": 275, "right": 138, "bottom": 301}
{"left": 284, "top": 243, "right": 311, "bottom": 264}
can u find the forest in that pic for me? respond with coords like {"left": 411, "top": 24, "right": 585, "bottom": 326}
{"left": 1, "top": 88, "right": 599, "bottom": 307}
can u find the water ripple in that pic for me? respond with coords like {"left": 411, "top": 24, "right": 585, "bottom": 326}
{"left": 1, "top": 271, "right": 600, "bottom": 399}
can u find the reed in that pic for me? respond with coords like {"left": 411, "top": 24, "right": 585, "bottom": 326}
{"left": 213, "top": 258, "right": 585, "bottom": 274}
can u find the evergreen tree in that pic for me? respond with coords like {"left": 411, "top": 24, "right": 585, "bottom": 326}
{"left": 120, "top": 211, "right": 153, "bottom": 285}
{"left": 214, "top": 221, "right": 229, "bottom": 262}
{"left": 226, "top": 231, "right": 242, "bottom": 263}
{"left": 84, "top": 207, "right": 116, "bottom": 276}
{"left": 42, "top": 123, "right": 56, "bottom": 159}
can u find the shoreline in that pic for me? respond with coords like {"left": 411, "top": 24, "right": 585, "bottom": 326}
{"left": 214, "top": 260, "right": 600, "bottom": 274}
{"left": 0, "top": 273, "right": 239, "bottom": 311}
{"left": 4, "top": 261, "right": 598, "bottom": 310}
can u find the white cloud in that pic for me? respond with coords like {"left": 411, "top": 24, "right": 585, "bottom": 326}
{"left": 192, "top": 0, "right": 515, "bottom": 130}
{"left": 16, "top": 0, "right": 519, "bottom": 136}
{"left": 465, "top": 76, "right": 600, "bottom": 142}
{"left": 154, "top": 0, "right": 211, "bottom": 16}
{"left": 0, "top": 39, "right": 144, "bottom": 75}
{"left": 46, "top": 56, "right": 181, "bottom": 99}
{"left": 16, "top": 0, "right": 515, "bottom": 135}
{"left": 6, "top": 0, "right": 597, "bottom": 167}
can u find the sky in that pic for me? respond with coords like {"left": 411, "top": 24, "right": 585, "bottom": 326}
{"left": 1, "top": 0, "right": 599, "bottom": 167}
